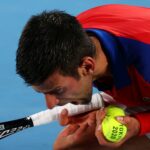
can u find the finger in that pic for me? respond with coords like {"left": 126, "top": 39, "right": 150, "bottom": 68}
{"left": 95, "top": 110, "right": 106, "bottom": 142}
{"left": 69, "top": 112, "right": 91, "bottom": 124}
{"left": 95, "top": 127, "right": 124, "bottom": 148}
{"left": 95, "top": 108, "right": 119, "bottom": 147}
{"left": 96, "top": 107, "right": 106, "bottom": 128}
{"left": 74, "top": 123, "right": 89, "bottom": 139}
{"left": 59, "top": 109, "right": 70, "bottom": 126}
{"left": 59, "top": 124, "right": 80, "bottom": 137}
{"left": 116, "top": 116, "right": 130, "bottom": 125}
{"left": 66, "top": 111, "right": 94, "bottom": 125}
{"left": 95, "top": 109, "right": 107, "bottom": 144}
{"left": 88, "top": 111, "right": 96, "bottom": 127}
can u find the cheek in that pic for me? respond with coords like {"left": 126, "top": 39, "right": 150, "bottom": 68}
{"left": 68, "top": 80, "right": 88, "bottom": 95}
{"left": 70, "top": 81, "right": 82, "bottom": 93}
{"left": 62, "top": 83, "right": 80, "bottom": 97}
{"left": 64, "top": 77, "right": 93, "bottom": 96}
{"left": 79, "top": 78, "right": 93, "bottom": 95}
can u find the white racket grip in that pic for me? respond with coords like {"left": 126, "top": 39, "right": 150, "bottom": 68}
{"left": 30, "top": 93, "right": 104, "bottom": 126}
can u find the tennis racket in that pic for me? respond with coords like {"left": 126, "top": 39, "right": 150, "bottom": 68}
{"left": 0, "top": 93, "right": 103, "bottom": 140}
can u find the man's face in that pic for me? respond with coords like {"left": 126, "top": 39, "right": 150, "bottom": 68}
{"left": 32, "top": 70, "right": 93, "bottom": 109}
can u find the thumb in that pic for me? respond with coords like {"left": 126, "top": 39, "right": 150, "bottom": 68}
{"left": 59, "top": 109, "right": 70, "bottom": 126}
{"left": 116, "top": 116, "right": 130, "bottom": 125}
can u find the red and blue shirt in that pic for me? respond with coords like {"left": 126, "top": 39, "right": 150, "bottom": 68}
{"left": 77, "top": 4, "right": 150, "bottom": 135}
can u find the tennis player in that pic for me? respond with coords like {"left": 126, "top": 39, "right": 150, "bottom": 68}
{"left": 16, "top": 4, "right": 150, "bottom": 149}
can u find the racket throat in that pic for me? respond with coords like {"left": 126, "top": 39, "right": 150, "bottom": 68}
{"left": 0, "top": 117, "right": 33, "bottom": 139}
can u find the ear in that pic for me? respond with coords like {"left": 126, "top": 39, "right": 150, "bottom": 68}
{"left": 78, "top": 57, "right": 95, "bottom": 76}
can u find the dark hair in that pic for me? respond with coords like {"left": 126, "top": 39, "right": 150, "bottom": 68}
{"left": 16, "top": 10, "right": 95, "bottom": 85}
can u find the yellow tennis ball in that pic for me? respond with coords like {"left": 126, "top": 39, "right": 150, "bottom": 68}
{"left": 101, "top": 105, "right": 127, "bottom": 142}
{"left": 106, "top": 105, "right": 126, "bottom": 117}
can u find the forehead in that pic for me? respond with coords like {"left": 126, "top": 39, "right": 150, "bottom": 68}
{"left": 32, "top": 71, "right": 78, "bottom": 92}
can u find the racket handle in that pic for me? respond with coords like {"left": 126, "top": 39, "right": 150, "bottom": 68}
{"left": 31, "top": 93, "right": 104, "bottom": 126}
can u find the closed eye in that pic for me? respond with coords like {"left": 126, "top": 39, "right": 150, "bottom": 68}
{"left": 48, "top": 87, "right": 66, "bottom": 96}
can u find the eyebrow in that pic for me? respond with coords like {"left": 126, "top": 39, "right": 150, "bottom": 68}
{"left": 35, "top": 87, "right": 63, "bottom": 94}
{"left": 35, "top": 89, "right": 54, "bottom": 94}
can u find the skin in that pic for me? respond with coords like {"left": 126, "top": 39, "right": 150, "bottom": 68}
{"left": 32, "top": 36, "right": 109, "bottom": 109}
{"left": 53, "top": 107, "right": 140, "bottom": 149}
{"left": 53, "top": 110, "right": 99, "bottom": 150}
{"left": 95, "top": 108, "right": 140, "bottom": 148}
{"left": 33, "top": 36, "right": 140, "bottom": 149}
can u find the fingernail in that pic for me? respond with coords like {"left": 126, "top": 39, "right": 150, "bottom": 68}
{"left": 100, "top": 107, "right": 104, "bottom": 111}
{"left": 97, "top": 124, "right": 101, "bottom": 131}
{"left": 116, "top": 116, "right": 123, "bottom": 121}
{"left": 61, "top": 109, "right": 67, "bottom": 115}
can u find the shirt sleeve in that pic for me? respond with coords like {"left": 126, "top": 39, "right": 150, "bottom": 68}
{"left": 135, "top": 113, "right": 150, "bottom": 135}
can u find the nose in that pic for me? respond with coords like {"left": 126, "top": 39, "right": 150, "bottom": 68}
{"left": 44, "top": 94, "right": 59, "bottom": 109}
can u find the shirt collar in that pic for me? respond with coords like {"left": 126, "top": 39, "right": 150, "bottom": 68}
{"left": 86, "top": 28, "right": 131, "bottom": 89}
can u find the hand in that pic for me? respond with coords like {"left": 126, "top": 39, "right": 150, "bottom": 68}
{"left": 58, "top": 108, "right": 96, "bottom": 126}
{"left": 53, "top": 110, "right": 99, "bottom": 150}
{"left": 95, "top": 107, "right": 140, "bottom": 148}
